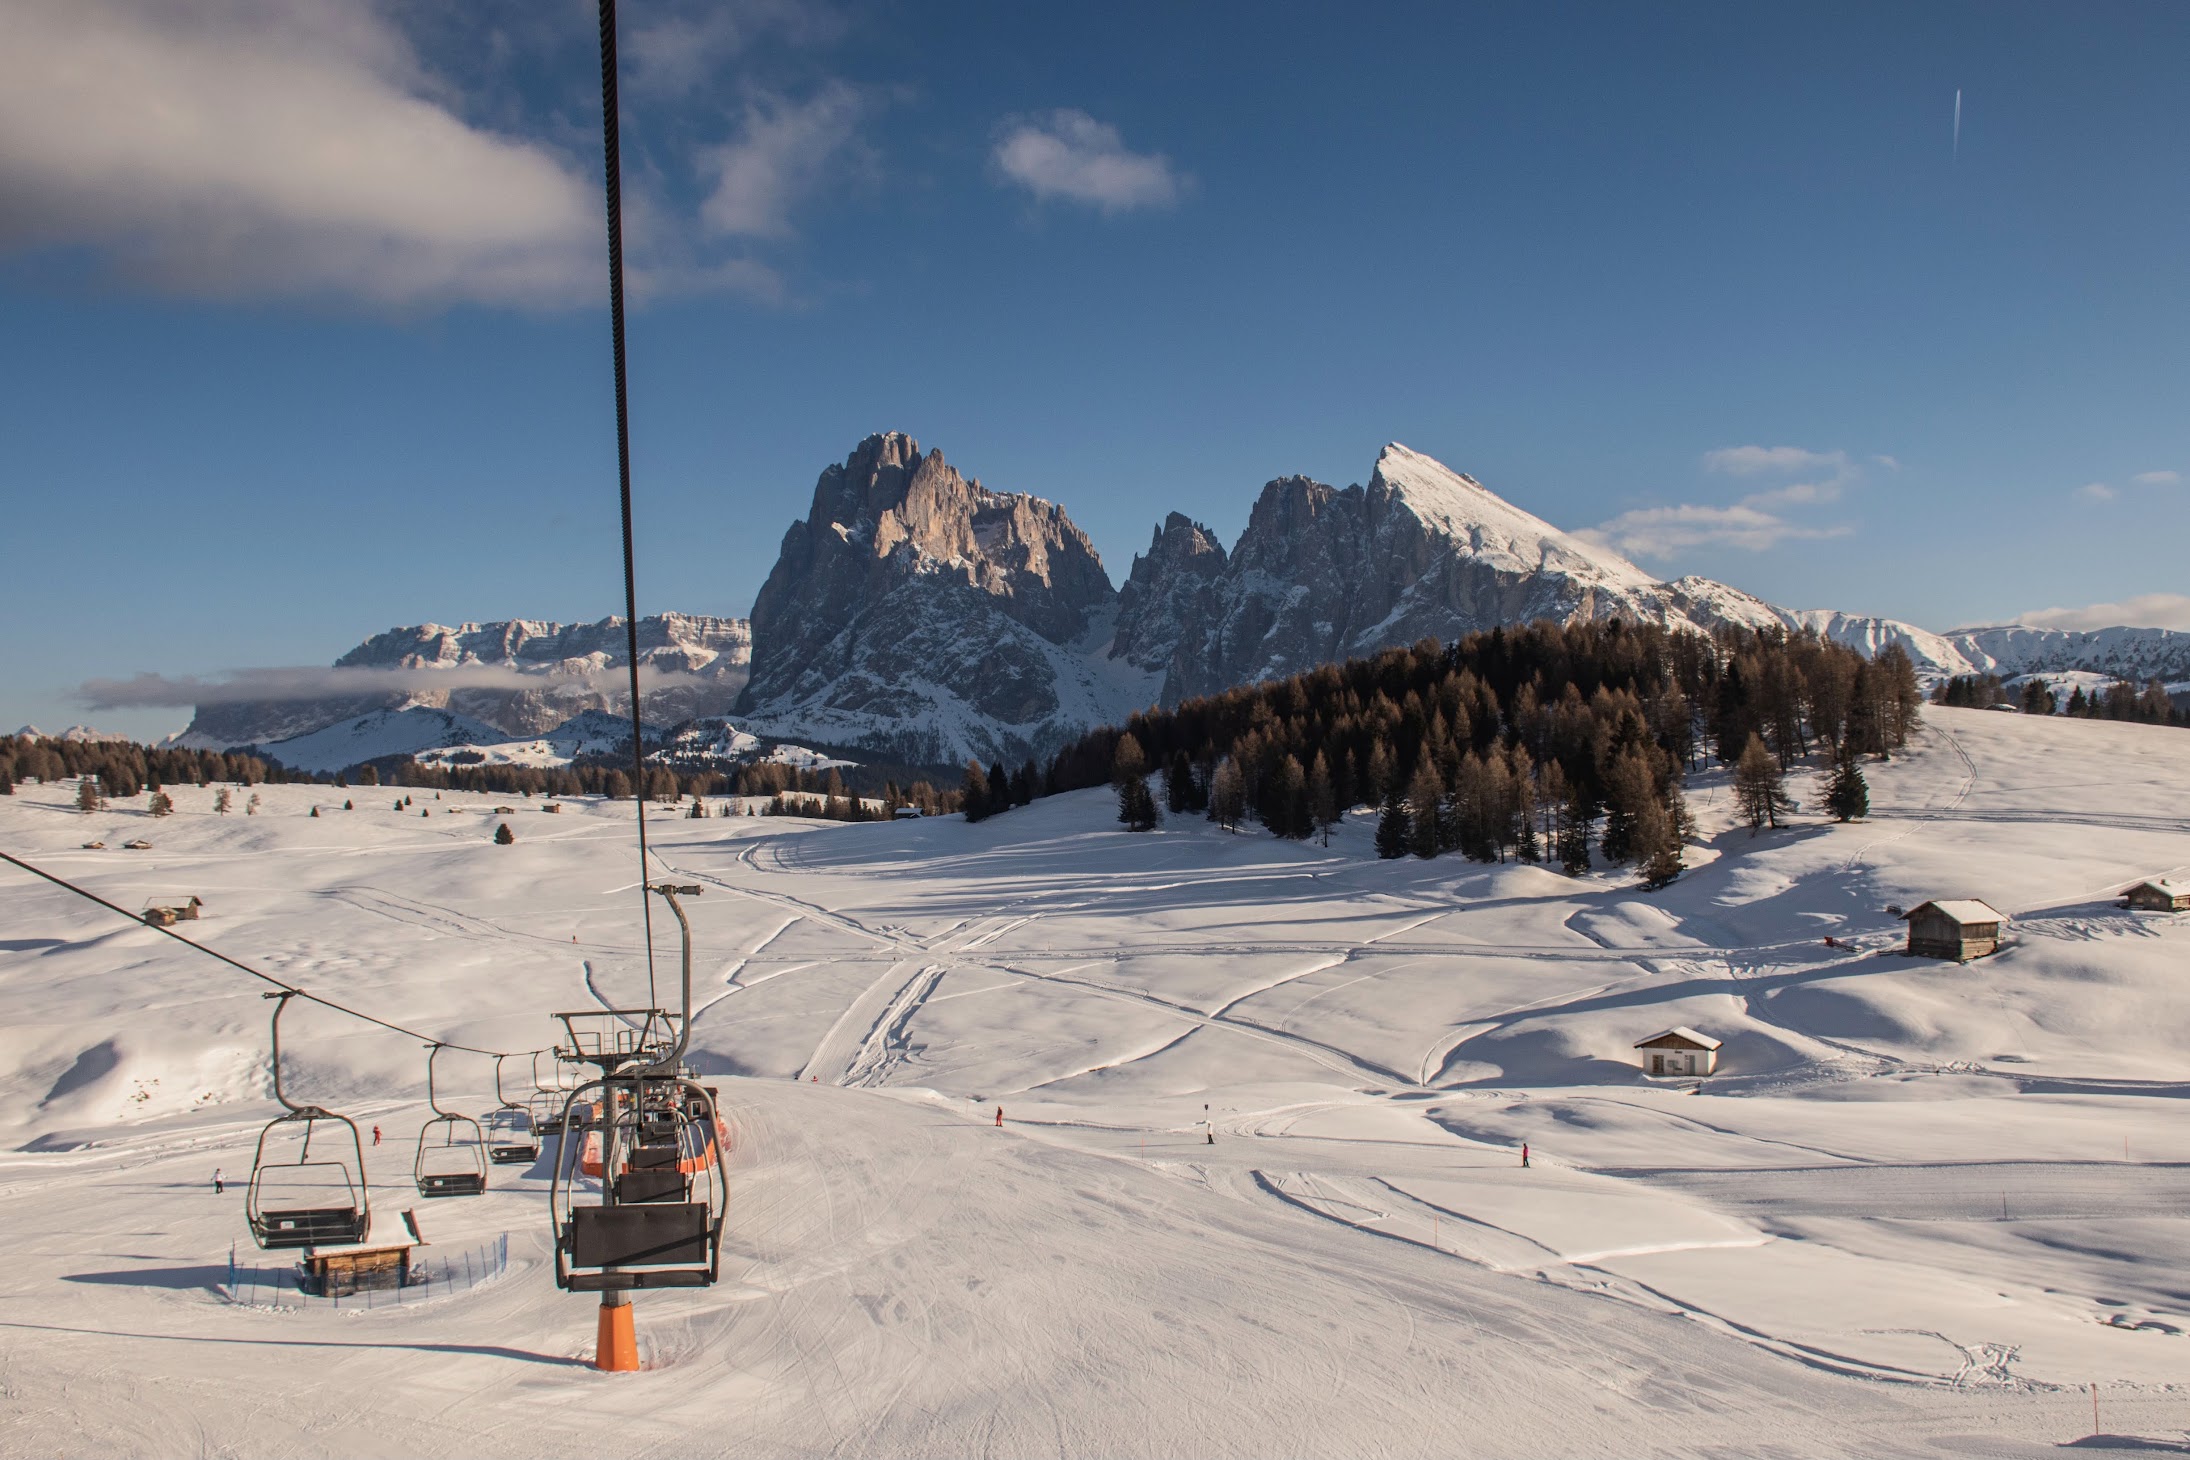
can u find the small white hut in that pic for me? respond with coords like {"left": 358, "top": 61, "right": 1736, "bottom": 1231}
{"left": 1634, "top": 1027, "right": 1721, "bottom": 1078}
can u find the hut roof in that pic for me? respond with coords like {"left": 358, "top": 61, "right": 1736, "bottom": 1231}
{"left": 1634, "top": 1026, "right": 1722, "bottom": 1052}
{"left": 2127, "top": 878, "right": 2186, "bottom": 896}
{"left": 1901, "top": 899, "right": 2006, "bottom": 926}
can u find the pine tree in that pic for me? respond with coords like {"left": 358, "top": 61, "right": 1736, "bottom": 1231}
{"left": 309, "top": 805, "right": 319, "bottom": 818}
{"left": 961, "top": 760, "right": 991, "bottom": 822}
{"left": 1558, "top": 789, "right": 1592, "bottom": 876}
{"left": 76, "top": 775, "right": 103, "bottom": 813}
{"left": 1209, "top": 759, "right": 1246, "bottom": 831}
{"left": 148, "top": 790, "right": 174, "bottom": 817}
{"left": 1733, "top": 732, "right": 1787, "bottom": 832}
{"left": 344, "top": 799, "right": 353, "bottom": 810}
{"left": 247, "top": 793, "right": 262, "bottom": 816}
{"left": 1638, "top": 795, "right": 1684, "bottom": 890}
{"left": 494, "top": 821, "right": 515, "bottom": 845}
{"left": 1163, "top": 749, "right": 1196, "bottom": 816}
{"left": 1825, "top": 747, "right": 1869, "bottom": 822}
{"left": 1374, "top": 791, "right": 1410, "bottom": 859}
{"left": 215, "top": 786, "right": 233, "bottom": 815}
{"left": 1307, "top": 751, "right": 1337, "bottom": 846}
{"left": 1118, "top": 774, "right": 1160, "bottom": 831}
{"left": 1264, "top": 755, "right": 1309, "bottom": 840}
{"left": 1407, "top": 761, "right": 1444, "bottom": 859}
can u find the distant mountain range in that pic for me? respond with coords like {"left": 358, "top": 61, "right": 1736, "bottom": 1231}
{"left": 178, "top": 433, "right": 2190, "bottom": 772}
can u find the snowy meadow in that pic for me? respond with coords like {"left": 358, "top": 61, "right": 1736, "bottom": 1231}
{"left": 5, "top": 706, "right": 2190, "bottom": 1456}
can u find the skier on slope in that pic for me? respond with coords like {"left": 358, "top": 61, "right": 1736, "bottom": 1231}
{"left": 995, "top": 1105, "right": 1003, "bottom": 1127}
{"left": 372, "top": 1124, "right": 382, "bottom": 1146}
{"left": 1521, "top": 1143, "right": 1530, "bottom": 1169}
{"left": 213, "top": 1167, "right": 224, "bottom": 1194}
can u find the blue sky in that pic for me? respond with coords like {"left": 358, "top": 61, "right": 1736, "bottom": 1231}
{"left": 3, "top": 0, "right": 2186, "bottom": 739}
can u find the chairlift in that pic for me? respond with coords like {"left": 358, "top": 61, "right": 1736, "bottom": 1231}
{"left": 551, "top": 884, "right": 729, "bottom": 1291}
{"left": 413, "top": 1043, "right": 489, "bottom": 1197}
{"left": 486, "top": 1055, "right": 540, "bottom": 1164}
{"left": 246, "top": 991, "right": 371, "bottom": 1250}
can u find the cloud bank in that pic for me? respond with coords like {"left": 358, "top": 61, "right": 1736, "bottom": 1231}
{"left": 2011, "top": 593, "right": 2190, "bottom": 634}
{"left": 79, "top": 663, "right": 721, "bottom": 711}
{"left": 993, "top": 110, "right": 1183, "bottom": 212}
{"left": 0, "top": 0, "right": 602, "bottom": 307}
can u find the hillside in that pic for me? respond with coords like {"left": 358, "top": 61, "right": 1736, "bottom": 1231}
{"left": 5, "top": 706, "right": 2190, "bottom": 1454}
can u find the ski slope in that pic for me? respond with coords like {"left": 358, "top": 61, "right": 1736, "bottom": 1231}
{"left": 6, "top": 706, "right": 2190, "bottom": 1456}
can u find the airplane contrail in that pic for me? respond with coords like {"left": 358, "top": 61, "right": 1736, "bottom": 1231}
{"left": 1953, "top": 88, "right": 1962, "bottom": 160}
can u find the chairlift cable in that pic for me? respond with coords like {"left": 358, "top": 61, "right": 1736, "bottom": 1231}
{"left": 0, "top": 849, "right": 546, "bottom": 1062}
{"left": 596, "top": 0, "right": 659, "bottom": 1012}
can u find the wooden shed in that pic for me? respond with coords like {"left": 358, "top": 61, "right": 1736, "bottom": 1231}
{"left": 1901, "top": 899, "right": 2006, "bottom": 961}
{"left": 2124, "top": 878, "right": 2190, "bottom": 913}
{"left": 1635, "top": 1027, "right": 1721, "bottom": 1078}
{"left": 142, "top": 896, "right": 203, "bottom": 927}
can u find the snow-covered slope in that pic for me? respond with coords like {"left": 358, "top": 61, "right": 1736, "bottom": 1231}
{"left": 9, "top": 707, "right": 2190, "bottom": 1454}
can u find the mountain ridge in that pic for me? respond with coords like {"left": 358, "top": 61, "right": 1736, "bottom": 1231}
{"left": 175, "top": 435, "right": 2190, "bottom": 771}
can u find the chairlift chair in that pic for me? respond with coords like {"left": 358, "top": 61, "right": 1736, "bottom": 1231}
{"left": 413, "top": 1043, "right": 489, "bottom": 1197}
{"left": 550, "top": 884, "right": 729, "bottom": 1291}
{"left": 487, "top": 1054, "right": 540, "bottom": 1164}
{"left": 246, "top": 992, "right": 372, "bottom": 1250}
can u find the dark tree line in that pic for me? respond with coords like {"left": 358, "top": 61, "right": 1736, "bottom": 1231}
{"left": 1034, "top": 620, "right": 1922, "bottom": 882}
{"left": 1, "top": 737, "right": 291, "bottom": 799}
{"left": 1936, "top": 672, "right": 2185, "bottom": 725}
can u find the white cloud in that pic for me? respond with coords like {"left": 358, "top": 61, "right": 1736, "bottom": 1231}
{"left": 699, "top": 82, "right": 868, "bottom": 238}
{"left": 0, "top": 0, "right": 604, "bottom": 307}
{"left": 1701, "top": 445, "right": 1849, "bottom": 477}
{"left": 1579, "top": 502, "right": 1853, "bottom": 558}
{"left": 1585, "top": 443, "right": 1865, "bottom": 559}
{"left": 992, "top": 110, "right": 1183, "bottom": 212}
{"left": 2013, "top": 593, "right": 2190, "bottom": 633}
{"left": 2075, "top": 481, "right": 2117, "bottom": 502}
{"left": 2132, "top": 469, "right": 2180, "bottom": 487}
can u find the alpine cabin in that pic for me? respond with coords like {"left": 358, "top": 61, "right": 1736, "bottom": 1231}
{"left": 1901, "top": 900, "right": 2006, "bottom": 961}
{"left": 1635, "top": 1027, "right": 1721, "bottom": 1078}
{"left": 2124, "top": 878, "right": 2190, "bottom": 913}
{"left": 142, "top": 896, "right": 204, "bottom": 927}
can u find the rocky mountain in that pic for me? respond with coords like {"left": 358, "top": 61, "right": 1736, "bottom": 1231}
{"left": 734, "top": 432, "right": 1156, "bottom": 766}
{"left": 171, "top": 434, "right": 2187, "bottom": 776}
{"left": 178, "top": 613, "right": 749, "bottom": 752}
{"left": 1118, "top": 445, "right": 1683, "bottom": 704}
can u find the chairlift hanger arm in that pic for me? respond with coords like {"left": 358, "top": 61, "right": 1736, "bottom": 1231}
{"left": 0, "top": 850, "right": 551, "bottom": 1063}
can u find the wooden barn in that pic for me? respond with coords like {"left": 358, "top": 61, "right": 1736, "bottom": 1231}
{"left": 1901, "top": 899, "right": 2006, "bottom": 961}
{"left": 1635, "top": 1027, "right": 1721, "bottom": 1078}
{"left": 2124, "top": 878, "right": 2190, "bottom": 912}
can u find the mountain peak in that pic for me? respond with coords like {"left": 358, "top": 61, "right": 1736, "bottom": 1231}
{"left": 1369, "top": 443, "right": 1658, "bottom": 591}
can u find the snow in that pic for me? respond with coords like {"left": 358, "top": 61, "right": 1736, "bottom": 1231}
{"left": 1376, "top": 443, "right": 1663, "bottom": 591}
{"left": 6, "top": 706, "right": 2190, "bottom": 1454}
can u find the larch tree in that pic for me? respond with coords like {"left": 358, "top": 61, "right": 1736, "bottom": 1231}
{"left": 1733, "top": 732, "right": 1788, "bottom": 832}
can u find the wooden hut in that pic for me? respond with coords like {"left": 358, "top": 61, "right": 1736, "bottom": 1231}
{"left": 1635, "top": 1027, "right": 1721, "bottom": 1078}
{"left": 2124, "top": 878, "right": 2190, "bottom": 913}
{"left": 1901, "top": 900, "right": 2006, "bottom": 961}
{"left": 142, "top": 896, "right": 203, "bottom": 927}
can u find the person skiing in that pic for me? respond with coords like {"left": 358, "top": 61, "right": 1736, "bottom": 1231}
{"left": 212, "top": 1167, "right": 224, "bottom": 1194}
{"left": 994, "top": 1105, "right": 1003, "bottom": 1127}
{"left": 1204, "top": 1103, "right": 1214, "bottom": 1145}
{"left": 1520, "top": 1143, "right": 1530, "bottom": 1169}
{"left": 372, "top": 1124, "right": 382, "bottom": 1146}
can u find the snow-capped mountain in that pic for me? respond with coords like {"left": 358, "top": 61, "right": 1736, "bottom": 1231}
{"left": 1120, "top": 445, "right": 1687, "bottom": 704}
{"left": 178, "top": 613, "right": 750, "bottom": 752}
{"left": 734, "top": 432, "right": 1158, "bottom": 767}
{"left": 172, "top": 435, "right": 2188, "bottom": 775}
